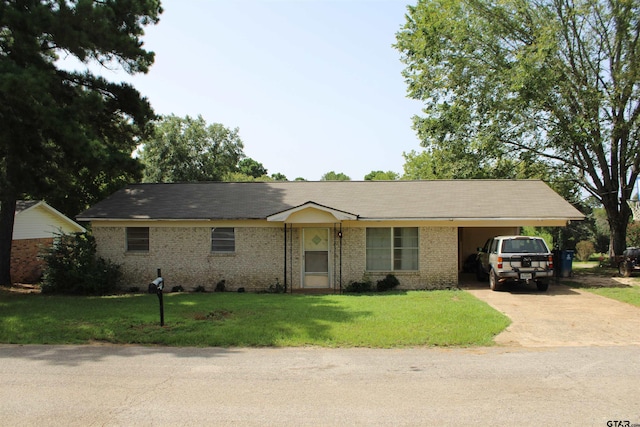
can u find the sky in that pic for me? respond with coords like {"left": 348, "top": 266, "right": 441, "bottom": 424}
{"left": 83, "top": 0, "right": 425, "bottom": 181}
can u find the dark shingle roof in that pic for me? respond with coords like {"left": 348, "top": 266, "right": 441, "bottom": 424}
{"left": 76, "top": 180, "right": 585, "bottom": 221}
{"left": 16, "top": 200, "right": 40, "bottom": 213}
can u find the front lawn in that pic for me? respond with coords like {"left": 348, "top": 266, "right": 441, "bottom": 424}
{"left": 562, "top": 262, "right": 640, "bottom": 307}
{"left": 0, "top": 290, "right": 510, "bottom": 348}
{"left": 562, "top": 278, "right": 640, "bottom": 308}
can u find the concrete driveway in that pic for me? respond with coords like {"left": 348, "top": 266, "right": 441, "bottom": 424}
{"left": 462, "top": 276, "right": 640, "bottom": 347}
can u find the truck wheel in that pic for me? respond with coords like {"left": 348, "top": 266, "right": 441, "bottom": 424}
{"left": 489, "top": 269, "right": 501, "bottom": 291}
{"left": 619, "top": 262, "right": 632, "bottom": 277}
{"left": 476, "top": 262, "right": 488, "bottom": 281}
{"left": 536, "top": 280, "right": 549, "bottom": 292}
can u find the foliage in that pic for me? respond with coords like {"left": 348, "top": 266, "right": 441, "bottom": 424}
{"left": 401, "top": 148, "right": 537, "bottom": 180}
{"left": 0, "top": 0, "right": 161, "bottom": 284}
{"left": 575, "top": 241, "right": 596, "bottom": 262}
{"left": 265, "top": 278, "right": 285, "bottom": 293}
{"left": 41, "top": 233, "right": 121, "bottom": 295}
{"left": 321, "top": 171, "right": 351, "bottom": 181}
{"left": 214, "top": 280, "right": 226, "bottom": 292}
{"left": 344, "top": 277, "right": 373, "bottom": 293}
{"left": 376, "top": 274, "right": 400, "bottom": 292}
{"left": 0, "top": 291, "right": 510, "bottom": 347}
{"left": 627, "top": 222, "right": 640, "bottom": 248}
{"left": 271, "top": 173, "right": 288, "bottom": 181}
{"left": 237, "top": 158, "right": 267, "bottom": 178}
{"left": 395, "top": 0, "right": 640, "bottom": 257}
{"left": 402, "top": 150, "right": 444, "bottom": 180}
{"left": 521, "top": 227, "right": 554, "bottom": 250}
{"left": 140, "top": 114, "right": 245, "bottom": 182}
{"left": 364, "top": 170, "right": 399, "bottom": 181}
{"left": 222, "top": 172, "right": 274, "bottom": 182}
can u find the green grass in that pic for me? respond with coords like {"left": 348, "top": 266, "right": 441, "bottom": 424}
{"left": 584, "top": 286, "right": 640, "bottom": 307}
{"left": 0, "top": 290, "right": 510, "bottom": 348}
{"left": 562, "top": 278, "right": 640, "bottom": 308}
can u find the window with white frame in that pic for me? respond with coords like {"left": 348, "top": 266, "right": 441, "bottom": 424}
{"left": 126, "top": 227, "right": 149, "bottom": 252}
{"left": 366, "top": 227, "right": 418, "bottom": 271}
{"left": 211, "top": 227, "right": 235, "bottom": 252}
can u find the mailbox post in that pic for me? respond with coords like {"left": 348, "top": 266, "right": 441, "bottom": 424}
{"left": 151, "top": 268, "right": 165, "bottom": 326}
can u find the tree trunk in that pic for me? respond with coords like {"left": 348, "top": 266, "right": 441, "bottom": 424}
{"left": 607, "top": 207, "right": 630, "bottom": 265}
{"left": 0, "top": 196, "right": 17, "bottom": 285}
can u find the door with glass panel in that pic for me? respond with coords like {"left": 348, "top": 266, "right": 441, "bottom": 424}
{"left": 303, "top": 228, "right": 330, "bottom": 288}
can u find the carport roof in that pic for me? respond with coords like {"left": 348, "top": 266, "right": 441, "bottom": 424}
{"left": 77, "top": 180, "right": 585, "bottom": 223}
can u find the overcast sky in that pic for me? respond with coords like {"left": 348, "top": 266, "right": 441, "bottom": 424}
{"left": 80, "top": 0, "right": 425, "bottom": 181}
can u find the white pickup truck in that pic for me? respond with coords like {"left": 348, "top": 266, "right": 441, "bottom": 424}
{"left": 476, "top": 236, "right": 554, "bottom": 291}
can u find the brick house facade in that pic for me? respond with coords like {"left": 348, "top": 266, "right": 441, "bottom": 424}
{"left": 78, "top": 181, "right": 584, "bottom": 292}
{"left": 91, "top": 223, "right": 459, "bottom": 291}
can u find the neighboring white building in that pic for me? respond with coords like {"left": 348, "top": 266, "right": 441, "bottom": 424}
{"left": 12, "top": 201, "right": 86, "bottom": 283}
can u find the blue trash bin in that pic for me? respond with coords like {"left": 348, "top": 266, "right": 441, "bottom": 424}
{"left": 559, "top": 250, "right": 574, "bottom": 278}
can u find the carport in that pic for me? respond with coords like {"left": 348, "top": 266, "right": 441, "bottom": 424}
{"left": 453, "top": 186, "right": 585, "bottom": 277}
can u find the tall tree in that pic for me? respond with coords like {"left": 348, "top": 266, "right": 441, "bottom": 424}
{"left": 140, "top": 115, "right": 245, "bottom": 182}
{"left": 396, "top": 0, "right": 640, "bottom": 258}
{"left": 237, "top": 158, "right": 267, "bottom": 179}
{"left": 0, "top": 0, "right": 161, "bottom": 285}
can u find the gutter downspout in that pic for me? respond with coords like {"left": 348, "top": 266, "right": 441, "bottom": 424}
{"left": 283, "top": 223, "right": 287, "bottom": 293}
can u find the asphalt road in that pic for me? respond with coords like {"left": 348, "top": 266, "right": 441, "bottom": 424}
{"left": 1, "top": 344, "right": 639, "bottom": 426}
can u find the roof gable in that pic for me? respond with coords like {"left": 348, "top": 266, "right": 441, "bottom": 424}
{"left": 267, "top": 201, "right": 358, "bottom": 223}
{"left": 14, "top": 200, "right": 86, "bottom": 239}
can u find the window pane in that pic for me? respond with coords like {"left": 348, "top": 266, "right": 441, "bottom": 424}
{"left": 305, "top": 251, "right": 328, "bottom": 273}
{"left": 366, "top": 227, "right": 418, "bottom": 271}
{"left": 367, "top": 248, "right": 392, "bottom": 270}
{"left": 393, "top": 228, "right": 418, "bottom": 270}
{"left": 394, "top": 227, "right": 418, "bottom": 248}
{"left": 366, "top": 228, "right": 391, "bottom": 270}
{"left": 367, "top": 228, "right": 391, "bottom": 248}
{"left": 126, "top": 227, "right": 149, "bottom": 252}
{"left": 394, "top": 248, "right": 418, "bottom": 270}
{"left": 212, "top": 227, "right": 235, "bottom": 252}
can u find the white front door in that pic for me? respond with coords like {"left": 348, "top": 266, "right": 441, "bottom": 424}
{"left": 303, "top": 228, "right": 330, "bottom": 288}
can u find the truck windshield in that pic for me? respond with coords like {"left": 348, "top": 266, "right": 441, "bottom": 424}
{"left": 501, "top": 238, "right": 548, "bottom": 253}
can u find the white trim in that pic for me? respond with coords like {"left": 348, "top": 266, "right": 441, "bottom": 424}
{"left": 267, "top": 202, "right": 358, "bottom": 222}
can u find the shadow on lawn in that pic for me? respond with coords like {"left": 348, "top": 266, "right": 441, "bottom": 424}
{"left": 0, "top": 292, "right": 374, "bottom": 359}
{"left": 166, "top": 293, "right": 373, "bottom": 347}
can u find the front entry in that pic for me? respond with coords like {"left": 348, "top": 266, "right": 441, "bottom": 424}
{"left": 303, "top": 228, "right": 330, "bottom": 288}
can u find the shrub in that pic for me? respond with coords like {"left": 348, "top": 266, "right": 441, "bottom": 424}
{"left": 41, "top": 232, "right": 121, "bottom": 295}
{"left": 344, "top": 276, "right": 373, "bottom": 293}
{"left": 266, "top": 278, "right": 284, "bottom": 293}
{"left": 376, "top": 274, "right": 400, "bottom": 292}
{"left": 575, "top": 240, "right": 596, "bottom": 261}
{"left": 627, "top": 222, "right": 640, "bottom": 248}
{"left": 214, "top": 280, "right": 226, "bottom": 292}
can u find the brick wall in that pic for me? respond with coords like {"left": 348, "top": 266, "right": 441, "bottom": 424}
{"left": 93, "top": 224, "right": 459, "bottom": 291}
{"left": 94, "top": 226, "right": 285, "bottom": 291}
{"left": 339, "top": 226, "right": 458, "bottom": 290}
{"left": 11, "top": 238, "right": 53, "bottom": 284}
